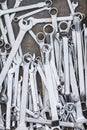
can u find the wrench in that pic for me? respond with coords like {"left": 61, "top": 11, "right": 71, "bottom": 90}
{"left": 16, "top": 54, "right": 30, "bottom": 130}
{"left": 6, "top": 66, "right": 14, "bottom": 130}
{"left": 49, "top": 7, "right": 60, "bottom": 71}
{"left": 71, "top": 24, "right": 78, "bottom": 75}
{"left": 0, "top": 0, "right": 52, "bottom": 16}
{"left": 41, "top": 44, "right": 60, "bottom": 130}
{"left": 59, "top": 21, "right": 70, "bottom": 95}
{"left": 0, "top": 19, "right": 33, "bottom": 88}
{"left": 67, "top": 0, "right": 74, "bottom": 15}
{"left": 29, "top": 61, "right": 40, "bottom": 117}
{"left": 0, "top": 18, "right": 9, "bottom": 44}
{"left": 14, "top": 6, "right": 51, "bottom": 22}
{"left": 12, "top": 56, "right": 22, "bottom": 107}
{"left": 16, "top": 77, "right": 22, "bottom": 126}
{"left": 69, "top": 51, "right": 86, "bottom": 125}
{"left": 10, "top": 0, "right": 23, "bottom": 21}
{"left": 27, "top": 16, "right": 73, "bottom": 26}
{"left": 1, "top": 1, "right": 22, "bottom": 57}
{"left": 83, "top": 25, "right": 87, "bottom": 107}
{"left": 74, "top": 15, "right": 85, "bottom": 100}
{"left": 0, "top": 105, "right": 5, "bottom": 130}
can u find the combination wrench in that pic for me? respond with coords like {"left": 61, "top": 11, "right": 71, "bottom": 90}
{"left": 14, "top": 6, "right": 51, "bottom": 22}
{"left": 74, "top": 15, "right": 85, "bottom": 100}
{"left": 0, "top": 19, "right": 33, "bottom": 88}
{"left": 41, "top": 44, "right": 61, "bottom": 130}
{"left": 6, "top": 66, "right": 14, "bottom": 130}
{"left": 0, "top": 0, "right": 52, "bottom": 16}
{"left": 59, "top": 21, "right": 70, "bottom": 95}
{"left": 49, "top": 7, "right": 60, "bottom": 71}
{"left": 16, "top": 54, "right": 30, "bottom": 130}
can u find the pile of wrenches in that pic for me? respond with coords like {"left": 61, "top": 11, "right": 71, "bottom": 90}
{"left": 0, "top": 0, "right": 87, "bottom": 129}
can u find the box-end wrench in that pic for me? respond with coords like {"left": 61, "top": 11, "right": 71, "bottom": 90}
{"left": 59, "top": 21, "right": 70, "bottom": 96}
{"left": 0, "top": 19, "right": 33, "bottom": 89}
{"left": 0, "top": 0, "right": 52, "bottom": 17}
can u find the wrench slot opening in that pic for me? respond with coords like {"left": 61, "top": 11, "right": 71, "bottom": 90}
{"left": 41, "top": 44, "right": 51, "bottom": 64}
{"left": 45, "top": 0, "right": 52, "bottom": 7}
{"left": 71, "top": 24, "right": 75, "bottom": 30}
{"left": 42, "top": 44, "right": 51, "bottom": 53}
{"left": 37, "top": 32, "right": 45, "bottom": 42}
{"left": 43, "top": 24, "right": 54, "bottom": 34}
{"left": 59, "top": 21, "right": 68, "bottom": 31}
{"left": 4, "top": 43, "right": 11, "bottom": 52}
{"left": 74, "top": 12, "right": 84, "bottom": 21}
{"left": 23, "top": 53, "right": 32, "bottom": 64}
{"left": 14, "top": 17, "right": 18, "bottom": 22}
{"left": 49, "top": 7, "right": 58, "bottom": 16}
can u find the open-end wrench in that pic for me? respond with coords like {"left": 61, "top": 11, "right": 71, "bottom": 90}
{"left": 0, "top": 0, "right": 52, "bottom": 16}
{"left": 16, "top": 54, "right": 30, "bottom": 130}
{"left": 0, "top": 19, "right": 33, "bottom": 88}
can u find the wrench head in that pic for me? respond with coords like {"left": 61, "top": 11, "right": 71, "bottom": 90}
{"left": 72, "top": 1, "right": 78, "bottom": 11}
{"left": 19, "top": 19, "right": 33, "bottom": 31}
